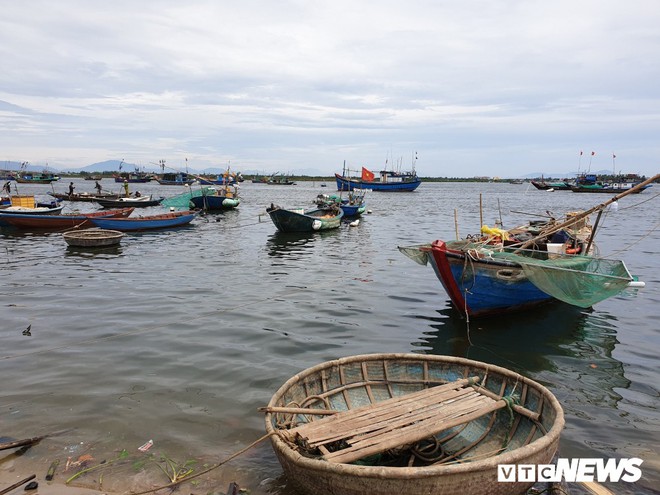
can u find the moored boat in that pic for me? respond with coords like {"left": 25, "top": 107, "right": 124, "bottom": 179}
{"left": 570, "top": 173, "right": 651, "bottom": 193}
{"left": 263, "top": 353, "right": 564, "bottom": 495}
{"left": 266, "top": 204, "right": 343, "bottom": 232}
{"left": 314, "top": 190, "right": 367, "bottom": 217}
{"left": 0, "top": 204, "right": 64, "bottom": 215}
{"left": 113, "top": 172, "right": 152, "bottom": 183}
{"left": 530, "top": 179, "right": 571, "bottom": 191}
{"left": 0, "top": 208, "right": 134, "bottom": 230}
{"left": 399, "top": 175, "right": 658, "bottom": 318}
{"left": 96, "top": 195, "right": 164, "bottom": 208}
{"left": 155, "top": 172, "right": 196, "bottom": 185}
{"left": 49, "top": 191, "right": 120, "bottom": 202}
{"left": 88, "top": 210, "right": 197, "bottom": 231}
{"left": 189, "top": 185, "right": 240, "bottom": 210}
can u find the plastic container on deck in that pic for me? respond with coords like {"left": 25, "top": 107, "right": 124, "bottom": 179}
{"left": 10, "top": 195, "right": 35, "bottom": 207}
{"left": 546, "top": 243, "right": 565, "bottom": 258}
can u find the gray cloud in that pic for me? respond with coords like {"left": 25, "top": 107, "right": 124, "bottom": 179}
{"left": 0, "top": 0, "right": 658, "bottom": 176}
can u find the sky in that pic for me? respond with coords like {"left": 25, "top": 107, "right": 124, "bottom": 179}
{"left": 1, "top": 1, "right": 659, "bottom": 178}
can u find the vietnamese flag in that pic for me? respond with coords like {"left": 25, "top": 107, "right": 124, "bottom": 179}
{"left": 361, "top": 167, "right": 375, "bottom": 181}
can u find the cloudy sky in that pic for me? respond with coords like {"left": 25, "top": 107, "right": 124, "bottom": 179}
{"left": 1, "top": 1, "right": 659, "bottom": 177}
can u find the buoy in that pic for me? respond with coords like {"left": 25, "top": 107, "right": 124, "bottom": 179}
{"left": 367, "top": 209, "right": 373, "bottom": 214}
{"left": 349, "top": 219, "right": 360, "bottom": 227}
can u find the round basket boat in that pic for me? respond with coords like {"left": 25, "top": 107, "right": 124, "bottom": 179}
{"left": 63, "top": 228, "right": 124, "bottom": 247}
{"left": 264, "top": 353, "right": 564, "bottom": 495}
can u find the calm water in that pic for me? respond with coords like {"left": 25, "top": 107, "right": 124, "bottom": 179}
{"left": 1, "top": 179, "right": 658, "bottom": 494}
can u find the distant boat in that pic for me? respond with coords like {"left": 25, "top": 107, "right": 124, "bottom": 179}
{"left": 570, "top": 173, "right": 651, "bottom": 194}
{"left": 88, "top": 210, "right": 197, "bottom": 231}
{"left": 267, "top": 173, "right": 296, "bottom": 185}
{"left": 83, "top": 175, "right": 103, "bottom": 181}
{"left": 15, "top": 171, "right": 60, "bottom": 184}
{"left": 0, "top": 208, "right": 134, "bottom": 230}
{"left": 530, "top": 179, "right": 571, "bottom": 191}
{"left": 155, "top": 172, "right": 196, "bottom": 185}
{"left": 113, "top": 172, "right": 152, "bottom": 183}
{"left": 197, "top": 170, "right": 243, "bottom": 185}
{"left": 335, "top": 164, "right": 421, "bottom": 192}
{"left": 96, "top": 195, "right": 164, "bottom": 208}
{"left": 266, "top": 204, "right": 343, "bottom": 232}
{"left": 0, "top": 170, "right": 17, "bottom": 181}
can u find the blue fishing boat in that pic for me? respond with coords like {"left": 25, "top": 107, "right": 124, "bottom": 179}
{"left": 88, "top": 210, "right": 197, "bottom": 231}
{"left": 314, "top": 190, "right": 366, "bottom": 217}
{"left": 398, "top": 176, "right": 660, "bottom": 317}
{"left": 335, "top": 161, "right": 421, "bottom": 192}
{"left": 266, "top": 204, "right": 343, "bottom": 232}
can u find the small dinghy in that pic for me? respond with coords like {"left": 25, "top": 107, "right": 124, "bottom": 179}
{"left": 63, "top": 228, "right": 125, "bottom": 247}
{"left": 263, "top": 353, "right": 564, "bottom": 495}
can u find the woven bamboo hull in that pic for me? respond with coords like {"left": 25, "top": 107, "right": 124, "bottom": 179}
{"left": 63, "top": 228, "right": 124, "bottom": 247}
{"left": 265, "top": 354, "right": 564, "bottom": 495}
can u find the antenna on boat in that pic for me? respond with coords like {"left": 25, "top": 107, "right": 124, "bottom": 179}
{"left": 588, "top": 151, "right": 595, "bottom": 172}
{"left": 612, "top": 152, "right": 616, "bottom": 175}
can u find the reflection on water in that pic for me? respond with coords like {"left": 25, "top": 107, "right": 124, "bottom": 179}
{"left": 266, "top": 230, "right": 325, "bottom": 258}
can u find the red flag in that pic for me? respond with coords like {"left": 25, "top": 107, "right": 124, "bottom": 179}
{"left": 591, "top": 151, "right": 595, "bottom": 156}
{"left": 361, "top": 167, "right": 375, "bottom": 182}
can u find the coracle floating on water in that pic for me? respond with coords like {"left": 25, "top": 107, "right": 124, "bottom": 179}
{"left": 63, "top": 228, "right": 124, "bottom": 247}
{"left": 264, "top": 353, "right": 564, "bottom": 495}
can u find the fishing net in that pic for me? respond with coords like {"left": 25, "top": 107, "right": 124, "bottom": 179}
{"left": 161, "top": 187, "right": 215, "bottom": 209}
{"left": 398, "top": 244, "right": 633, "bottom": 308}
{"left": 398, "top": 244, "right": 431, "bottom": 266}
{"left": 491, "top": 250, "right": 633, "bottom": 308}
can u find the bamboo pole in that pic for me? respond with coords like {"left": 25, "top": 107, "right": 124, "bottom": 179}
{"left": 513, "top": 174, "right": 659, "bottom": 252}
{"left": 454, "top": 209, "right": 459, "bottom": 240}
{"left": 0, "top": 475, "right": 35, "bottom": 495}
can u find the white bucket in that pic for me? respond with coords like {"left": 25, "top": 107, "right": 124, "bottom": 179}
{"left": 546, "top": 243, "right": 565, "bottom": 258}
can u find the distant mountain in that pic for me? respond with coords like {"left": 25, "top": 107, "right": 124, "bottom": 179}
{"left": 1, "top": 160, "right": 59, "bottom": 172}
{"left": 77, "top": 160, "right": 160, "bottom": 173}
